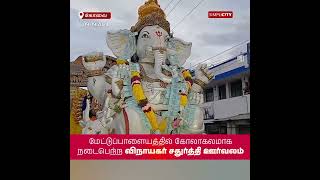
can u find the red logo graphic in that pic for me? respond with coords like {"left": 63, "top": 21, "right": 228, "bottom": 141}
{"left": 208, "top": 11, "right": 233, "bottom": 18}
{"left": 79, "top": 12, "right": 111, "bottom": 19}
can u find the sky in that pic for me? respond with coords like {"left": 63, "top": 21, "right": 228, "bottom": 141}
{"left": 70, "top": 0, "right": 250, "bottom": 68}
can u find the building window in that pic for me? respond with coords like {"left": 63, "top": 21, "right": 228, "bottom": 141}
{"left": 205, "top": 88, "right": 214, "bottom": 102}
{"left": 219, "top": 126, "right": 227, "bottom": 134}
{"left": 230, "top": 80, "right": 243, "bottom": 97}
{"left": 237, "top": 125, "right": 250, "bottom": 134}
{"left": 218, "top": 85, "right": 226, "bottom": 100}
{"left": 243, "top": 81, "right": 250, "bottom": 95}
{"left": 205, "top": 123, "right": 227, "bottom": 134}
{"left": 203, "top": 106, "right": 214, "bottom": 120}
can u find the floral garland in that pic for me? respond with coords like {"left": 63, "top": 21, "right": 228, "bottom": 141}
{"left": 182, "top": 69, "right": 193, "bottom": 90}
{"left": 70, "top": 87, "right": 88, "bottom": 134}
{"left": 181, "top": 69, "right": 193, "bottom": 108}
{"left": 71, "top": 88, "right": 88, "bottom": 122}
{"left": 116, "top": 59, "right": 194, "bottom": 133}
{"left": 131, "top": 69, "right": 162, "bottom": 132}
{"left": 116, "top": 59, "right": 128, "bottom": 65}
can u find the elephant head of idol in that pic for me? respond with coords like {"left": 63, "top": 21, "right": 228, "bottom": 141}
{"left": 106, "top": 0, "right": 192, "bottom": 83}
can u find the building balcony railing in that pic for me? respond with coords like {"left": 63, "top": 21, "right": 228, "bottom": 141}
{"left": 201, "top": 94, "right": 250, "bottom": 120}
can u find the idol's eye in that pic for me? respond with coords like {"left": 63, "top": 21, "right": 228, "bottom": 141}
{"left": 165, "top": 36, "right": 169, "bottom": 42}
{"left": 141, "top": 32, "right": 150, "bottom": 38}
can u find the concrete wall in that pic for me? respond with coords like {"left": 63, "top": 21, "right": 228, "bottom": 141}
{"left": 201, "top": 94, "right": 250, "bottom": 120}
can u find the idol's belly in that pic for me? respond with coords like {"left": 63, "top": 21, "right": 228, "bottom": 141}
{"left": 141, "top": 81, "right": 168, "bottom": 111}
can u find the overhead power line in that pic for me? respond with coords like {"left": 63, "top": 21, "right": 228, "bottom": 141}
{"left": 172, "top": 0, "right": 206, "bottom": 31}
{"left": 163, "top": 0, "right": 175, "bottom": 11}
{"left": 190, "top": 40, "right": 250, "bottom": 68}
{"left": 166, "top": 0, "right": 184, "bottom": 17}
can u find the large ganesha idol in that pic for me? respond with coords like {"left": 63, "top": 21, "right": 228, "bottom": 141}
{"left": 80, "top": 0, "right": 213, "bottom": 134}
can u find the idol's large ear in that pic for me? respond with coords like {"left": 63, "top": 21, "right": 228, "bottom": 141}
{"left": 106, "top": 29, "right": 137, "bottom": 60}
{"left": 166, "top": 37, "right": 192, "bottom": 66}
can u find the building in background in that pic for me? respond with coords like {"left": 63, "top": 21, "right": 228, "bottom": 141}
{"left": 70, "top": 55, "right": 116, "bottom": 103}
{"left": 200, "top": 43, "right": 250, "bottom": 134}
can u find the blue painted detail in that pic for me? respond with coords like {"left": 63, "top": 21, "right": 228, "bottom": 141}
{"left": 214, "top": 66, "right": 249, "bottom": 80}
{"left": 129, "top": 63, "right": 140, "bottom": 72}
{"left": 182, "top": 104, "right": 197, "bottom": 128}
{"left": 118, "top": 30, "right": 136, "bottom": 60}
